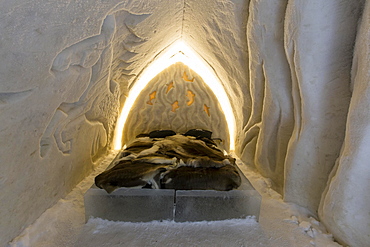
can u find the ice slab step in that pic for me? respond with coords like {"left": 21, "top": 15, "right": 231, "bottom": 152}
{"left": 174, "top": 189, "right": 261, "bottom": 222}
{"left": 84, "top": 165, "right": 261, "bottom": 222}
{"left": 85, "top": 189, "right": 175, "bottom": 222}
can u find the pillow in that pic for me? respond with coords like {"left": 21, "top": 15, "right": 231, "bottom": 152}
{"left": 149, "top": 130, "right": 176, "bottom": 138}
{"left": 184, "top": 129, "right": 212, "bottom": 139}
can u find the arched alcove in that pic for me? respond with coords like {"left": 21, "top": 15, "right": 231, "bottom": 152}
{"left": 123, "top": 62, "right": 230, "bottom": 150}
{"left": 113, "top": 40, "right": 237, "bottom": 151}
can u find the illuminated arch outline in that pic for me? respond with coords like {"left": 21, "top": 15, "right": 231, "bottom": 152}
{"left": 113, "top": 40, "right": 236, "bottom": 151}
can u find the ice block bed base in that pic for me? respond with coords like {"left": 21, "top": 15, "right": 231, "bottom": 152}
{"left": 84, "top": 166, "right": 261, "bottom": 222}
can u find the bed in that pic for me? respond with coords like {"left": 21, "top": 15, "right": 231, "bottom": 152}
{"left": 95, "top": 129, "right": 242, "bottom": 193}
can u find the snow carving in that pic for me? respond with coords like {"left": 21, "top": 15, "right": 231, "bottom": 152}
{"left": 203, "top": 104, "right": 210, "bottom": 117}
{"left": 186, "top": 90, "right": 195, "bottom": 106}
{"left": 0, "top": 89, "right": 33, "bottom": 105}
{"left": 319, "top": 2, "right": 370, "bottom": 246}
{"left": 40, "top": 15, "right": 117, "bottom": 158}
{"left": 146, "top": 91, "right": 157, "bottom": 105}
{"left": 166, "top": 82, "right": 174, "bottom": 94}
{"left": 51, "top": 16, "right": 115, "bottom": 72}
{"left": 109, "top": 11, "right": 149, "bottom": 109}
{"left": 183, "top": 72, "right": 194, "bottom": 82}
{"left": 2, "top": 1, "right": 369, "bottom": 246}
{"left": 123, "top": 62, "right": 229, "bottom": 150}
{"left": 40, "top": 9, "right": 149, "bottom": 159}
{"left": 0, "top": 1, "right": 159, "bottom": 245}
{"left": 240, "top": 0, "right": 293, "bottom": 195}
{"left": 171, "top": 100, "right": 180, "bottom": 112}
{"left": 283, "top": 0, "right": 362, "bottom": 212}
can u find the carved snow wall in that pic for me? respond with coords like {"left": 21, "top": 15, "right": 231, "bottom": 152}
{"left": 1, "top": 0, "right": 370, "bottom": 247}
{"left": 319, "top": 2, "right": 370, "bottom": 246}
{"left": 123, "top": 62, "right": 230, "bottom": 150}
{"left": 236, "top": 1, "right": 368, "bottom": 246}
{"left": 0, "top": 1, "right": 183, "bottom": 246}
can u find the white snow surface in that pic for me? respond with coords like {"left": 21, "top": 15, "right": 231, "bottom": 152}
{"left": 9, "top": 153, "right": 341, "bottom": 247}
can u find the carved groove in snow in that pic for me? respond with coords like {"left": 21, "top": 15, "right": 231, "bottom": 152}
{"left": 123, "top": 62, "right": 228, "bottom": 149}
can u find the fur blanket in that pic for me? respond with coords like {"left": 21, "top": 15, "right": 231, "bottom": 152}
{"left": 95, "top": 134, "right": 241, "bottom": 193}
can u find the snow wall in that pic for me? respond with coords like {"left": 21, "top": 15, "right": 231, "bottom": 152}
{"left": 122, "top": 62, "right": 230, "bottom": 151}
{"left": 0, "top": 0, "right": 368, "bottom": 246}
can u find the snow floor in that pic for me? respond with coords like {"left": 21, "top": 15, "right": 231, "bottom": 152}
{"left": 9, "top": 151, "right": 342, "bottom": 247}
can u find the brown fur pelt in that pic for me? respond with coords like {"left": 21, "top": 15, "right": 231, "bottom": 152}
{"left": 160, "top": 165, "right": 241, "bottom": 191}
{"left": 95, "top": 134, "right": 241, "bottom": 193}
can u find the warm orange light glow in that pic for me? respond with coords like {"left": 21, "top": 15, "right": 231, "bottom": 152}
{"left": 113, "top": 40, "right": 236, "bottom": 151}
{"left": 171, "top": 101, "right": 180, "bottom": 112}
{"left": 203, "top": 104, "right": 211, "bottom": 117}
{"left": 183, "top": 71, "right": 195, "bottom": 82}
{"left": 166, "top": 82, "right": 174, "bottom": 94}
{"left": 186, "top": 90, "right": 195, "bottom": 106}
{"left": 146, "top": 91, "right": 156, "bottom": 105}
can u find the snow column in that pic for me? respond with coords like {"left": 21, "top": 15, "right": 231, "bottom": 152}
{"left": 283, "top": 0, "right": 362, "bottom": 212}
{"left": 318, "top": 1, "right": 370, "bottom": 246}
{"left": 242, "top": 0, "right": 293, "bottom": 194}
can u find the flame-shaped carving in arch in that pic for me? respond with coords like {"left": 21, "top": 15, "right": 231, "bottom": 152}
{"left": 123, "top": 62, "right": 229, "bottom": 150}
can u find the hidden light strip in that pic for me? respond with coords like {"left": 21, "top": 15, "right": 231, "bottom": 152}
{"left": 113, "top": 40, "right": 236, "bottom": 151}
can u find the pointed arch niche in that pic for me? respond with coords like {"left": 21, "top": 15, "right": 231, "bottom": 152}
{"left": 113, "top": 41, "right": 236, "bottom": 151}
{"left": 122, "top": 62, "right": 230, "bottom": 150}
